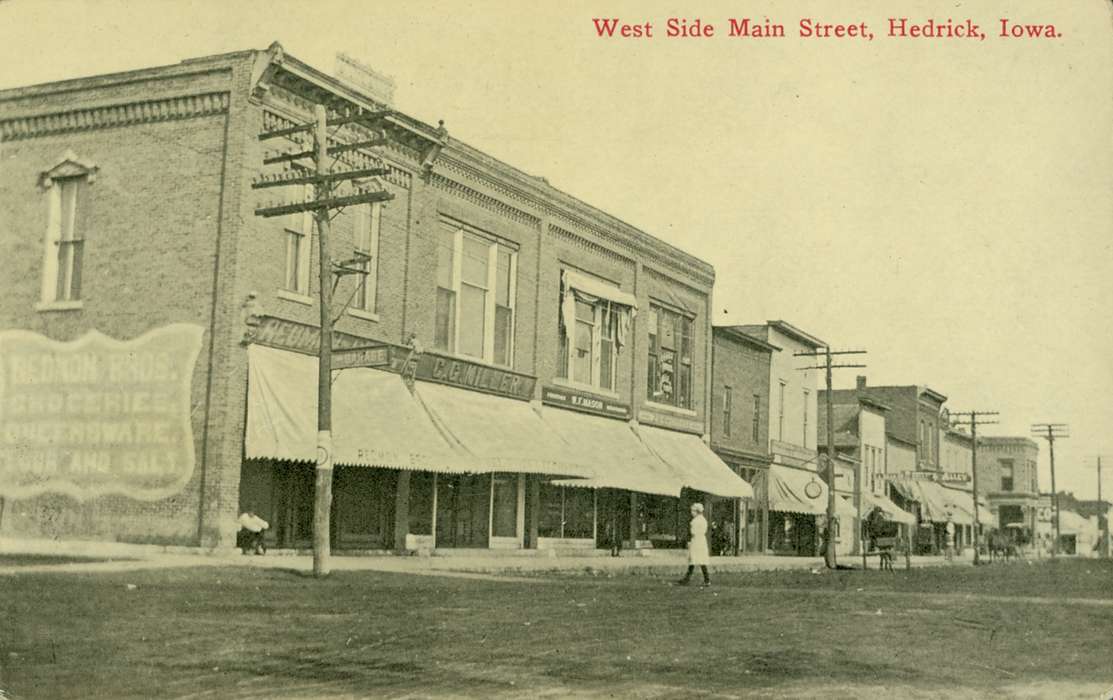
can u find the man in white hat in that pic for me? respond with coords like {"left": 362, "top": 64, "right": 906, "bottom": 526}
{"left": 677, "top": 502, "right": 711, "bottom": 587}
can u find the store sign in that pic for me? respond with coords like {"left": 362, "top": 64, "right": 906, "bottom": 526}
{"left": 0, "top": 324, "right": 204, "bottom": 501}
{"left": 411, "top": 353, "right": 536, "bottom": 401}
{"left": 893, "top": 470, "right": 970, "bottom": 483}
{"left": 332, "top": 345, "right": 391, "bottom": 370}
{"left": 542, "top": 386, "right": 630, "bottom": 420}
{"left": 247, "top": 315, "right": 380, "bottom": 355}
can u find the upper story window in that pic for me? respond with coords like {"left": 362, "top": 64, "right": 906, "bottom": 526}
{"left": 353, "top": 202, "right": 382, "bottom": 314}
{"left": 557, "top": 269, "right": 636, "bottom": 392}
{"left": 802, "top": 389, "right": 810, "bottom": 447}
{"left": 283, "top": 185, "right": 313, "bottom": 296}
{"left": 777, "top": 381, "right": 787, "bottom": 441}
{"left": 1000, "top": 459, "right": 1014, "bottom": 491}
{"left": 1028, "top": 460, "right": 1038, "bottom": 493}
{"left": 722, "top": 386, "right": 733, "bottom": 437}
{"left": 751, "top": 394, "right": 761, "bottom": 443}
{"left": 647, "top": 304, "right": 693, "bottom": 409}
{"left": 39, "top": 151, "right": 97, "bottom": 308}
{"left": 434, "top": 223, "right": 517, "bottom": 365}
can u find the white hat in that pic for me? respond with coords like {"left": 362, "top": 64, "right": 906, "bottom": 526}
{"left": 690, "top": 503, "right": 704, "bottom": 514}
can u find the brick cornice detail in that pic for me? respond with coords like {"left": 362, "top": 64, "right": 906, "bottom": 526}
{"left": 429, "top": 171, "right": 541, "bottom": 230}
{"left": 548, "top": 224, "right": 634, "bottom": 269}
{"left": 437, "top": 152, "right": 714, "bottom": 287}
{"left": 0, "top": 92, "right": 230, "bottom": 141}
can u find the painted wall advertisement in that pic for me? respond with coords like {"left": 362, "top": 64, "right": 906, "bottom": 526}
{"left": 0, "top": 324, "right": 203, "bottom": 500}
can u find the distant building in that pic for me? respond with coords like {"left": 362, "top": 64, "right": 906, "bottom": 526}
{"left": 709, "top": 325, "right": 777, "bottom": 553}
{"left": 976, "top": 437, "right": 1040, "bottom": 538}
{"left": 818, "top": 392, "right": 896, "bottom": 555}
{"left": 736, "top": 321, "right": 844, "bottom": 556}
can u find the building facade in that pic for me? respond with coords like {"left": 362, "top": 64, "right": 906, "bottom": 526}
{"left": 975, "top": 437, "right": 1040, "bottom": 543}
{"left": 735, "top": 321, "right": 835, "bottom": 556}
{"left": 0, "top": 43, "right": 750, "bottom": 552}
{"left": 709, "top": 325, "right": 777, "bottom": 553}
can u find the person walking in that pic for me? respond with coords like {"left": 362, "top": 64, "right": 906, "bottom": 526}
{"left": 677, "top": 502, "right": 711, "bottom": 587}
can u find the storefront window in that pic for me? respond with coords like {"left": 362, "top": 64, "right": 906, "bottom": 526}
{"left": 564, "top": 487, "right": 595, "bottom": 539}
{"left": 491, "top": 474, "right": 518, "bottom": 538}
{"left": 538, "top": 483, "right": 595, "bottom": 539}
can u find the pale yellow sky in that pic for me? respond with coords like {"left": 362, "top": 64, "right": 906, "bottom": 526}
{"left": 1, "top": 0, "right": 1111, "bottom": 498}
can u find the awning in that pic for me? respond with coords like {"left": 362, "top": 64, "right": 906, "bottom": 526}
{"left": 766, "top": 464, "right": 830, "bottom": 515}
{"left": 1057, "top": 510, "right": 1097, "bottom": 536}
{"left": 412, "top": 381, "right": 595, "bottom": 478}
{"left": 562, "top": 269, "right": 638, "bottom": 309}
{"left": 860, "top": 490, "right": 916, "bottom": 525}
{"left": 245, "top": 345, "right": 464, "bottom": 471}
{"left": 944, "top": 487, "right": 997, "bottom": 528}
{"left": 908, "top": 481, "right": 973, "bottom": 525}
{"left": 544, "top": 408, "right": 681, "bottom": 497}
{"left": 636, "top": 425, "right": 753, "bottom": 498}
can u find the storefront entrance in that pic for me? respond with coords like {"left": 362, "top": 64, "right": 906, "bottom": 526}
{"left": 436, "top": 474, "right": 490, "bottom": 548}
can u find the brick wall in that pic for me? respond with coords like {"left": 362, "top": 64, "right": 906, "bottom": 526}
{"left": 710, "top": 330, "right": 771, "bottom": 457}
{"left": 0, "top": 59, "right": 240, "bottom": 544}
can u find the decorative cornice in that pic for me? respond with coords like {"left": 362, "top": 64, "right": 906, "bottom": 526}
{"left": 438, "top": 151, "right": 715, "bottom": 287}
{"left": 548, "top": 224, "right": 633, "bottom": 268}
{"left": 0, "top": 92, "right": 229, "bottom": 142}
{"left": 429, "top": 172, "right": 541, "bottom": 229}
{"left": 644, "top": 264, "right": 710, "bottom": 300}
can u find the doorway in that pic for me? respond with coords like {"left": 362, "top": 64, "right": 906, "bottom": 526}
{"left": 435, "top": 474, "right": 490, "bottom": 548}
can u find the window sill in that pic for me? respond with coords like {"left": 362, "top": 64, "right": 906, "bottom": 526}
{"left": 551, "top": 376, "right": 621, "bottom": 400}
{"left": 428, "top": 348, "right": 513, "bottom": 372}
{"left": 643, "top": 400, "right": 698, "bottom": 418}
{"left": 276, "top": 289, "right": 313, "bottom": 306}
{"left": 346, "top": 307, "right": 380, "bottom": 323}
{"left": 35, "top": 300, "right": 84, "bottom": 312}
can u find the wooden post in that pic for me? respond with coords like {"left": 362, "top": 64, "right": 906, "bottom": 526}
{"left": 312, "top": 104, "right": 333, "bottom": 577}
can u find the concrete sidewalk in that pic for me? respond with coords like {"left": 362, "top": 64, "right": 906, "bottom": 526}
{"left": 0, "top": 536, "right": 989, "bottom": 578}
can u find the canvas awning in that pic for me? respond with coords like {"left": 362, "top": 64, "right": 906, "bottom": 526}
{"left": 636, "top": 425, "right": 753, "bottom": 498}
{"left": 544, "top": 407, "right": 681, "bottom": 497}
{"left": 245, "top": 345, "right": 465, "bottom": 472}
{"left": 766, "top": 464, "right": 830, "bottom": 515}
{"left": 1057, "top": 510, "right": 1096, "bottom": 536}
{"left": 944, "top": 487, "right": 997, "bottom": 528}
{"left": 412, "top": 381, "right": 595, "bottom": 478}
{"left": 860, "top": 490, "right": 916, "bottom": 525}
{"left": 908, "top": 481, "right": 972, "bottom": 525}
{"left": 562, "top": 269, "right": 638, "bottom": 309}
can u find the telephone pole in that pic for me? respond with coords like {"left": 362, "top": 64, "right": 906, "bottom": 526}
{"left": 795, "top": 347, "right": 866, "bottom": 569}
{"left": 1088, "top": 455, "right": 1110, "bottom": 558}
{"left": 254, "top": 105, "right": 403, "bottom": 576}
{"left": 1031, "top": 423, "right": 1069, "bottom": 557}
{"left": 949, "top": 410, "right": 998, "bottom": 565}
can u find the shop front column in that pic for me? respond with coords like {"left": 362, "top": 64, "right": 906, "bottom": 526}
{"left": 393, "top": 470, "right": 411, "bottom": 551}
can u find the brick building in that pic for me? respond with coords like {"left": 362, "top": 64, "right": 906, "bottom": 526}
{"left": 708, "top": 325, "right": 777, "bottom": 552}
{"left": 0, "top": 42, "right": 750, "bottom": 552}
{"left": 976, "top": 437, "right": 1039, "bottom": 537}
